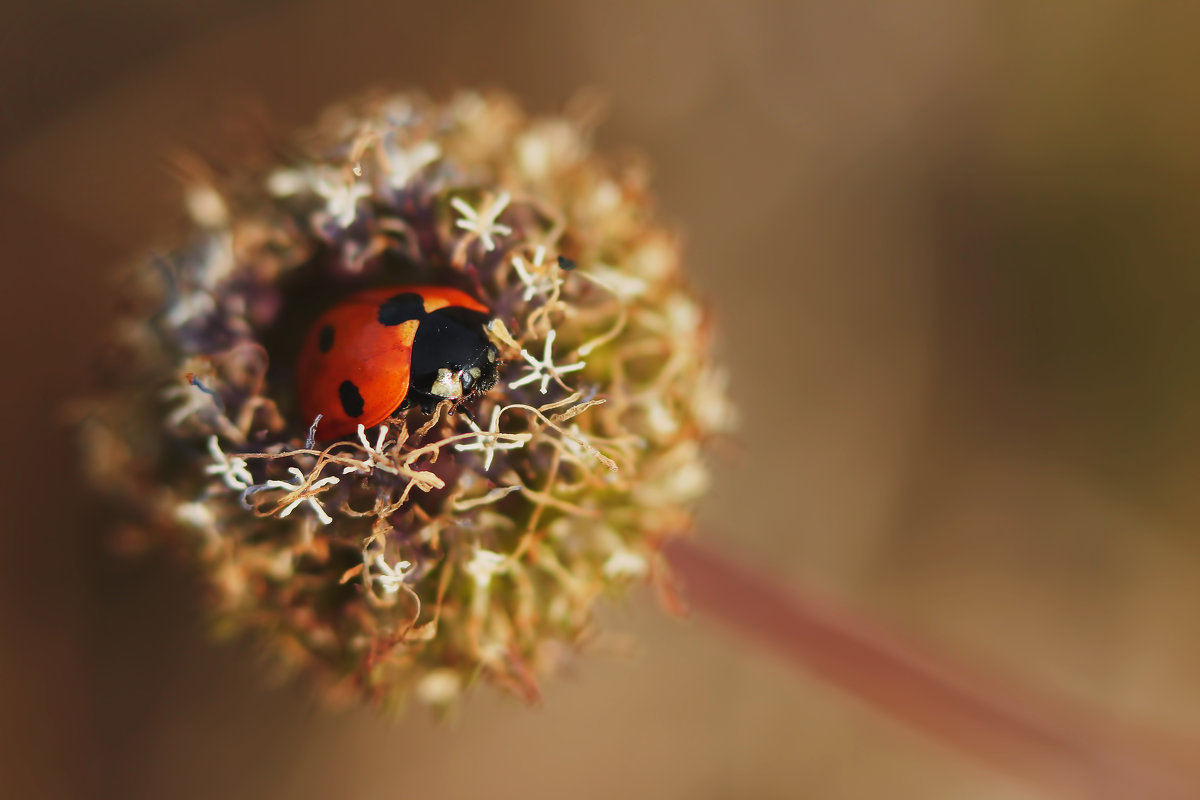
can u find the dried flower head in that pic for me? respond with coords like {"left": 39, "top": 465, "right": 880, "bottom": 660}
{"left": 82, "top": 90, "right": 735, "bottom": 710}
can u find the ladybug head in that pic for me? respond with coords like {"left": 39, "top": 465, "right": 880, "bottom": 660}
{"left": 422, "top": 341, "right": 499, "bottom": 402}
{"left": 404, "top": 303, "right": 502, "bottom": 408}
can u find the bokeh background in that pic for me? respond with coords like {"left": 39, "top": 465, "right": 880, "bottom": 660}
{"left": 4, "top": 2, "right": 1200, "bottom": 798}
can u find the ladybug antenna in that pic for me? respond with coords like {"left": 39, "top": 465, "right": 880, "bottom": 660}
{"left": 456, "top": 401, "right": 478, "bottom": 425}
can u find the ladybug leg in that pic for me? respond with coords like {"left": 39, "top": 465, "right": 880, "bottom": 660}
{"left": 455, "top": 402, "right": 478, "bottom": 425}
{"left": 399, "top": 389, "right": 437, "bottom": 414}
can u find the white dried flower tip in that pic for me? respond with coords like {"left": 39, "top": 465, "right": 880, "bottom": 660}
{"left": 415, "top": 669, "right": 463, "bottom": 705}
{"left": 465, "top": 549, "right": 508, "bottom": 588}
{"left": 204, "top": 435, "right": 253, "bottom": 491}
{"left": 342, "top": 423, "right": 391, "bottom": 474}
{"left": 382, "top": 138, "right": 441, "bottom": 189}
{"left": 174, "top": 501, "right": 216, "bottom": 530}
{"left": 454, "top": 406, "right": 531, "bottom": 471}
{"left": 603, "top": 549, "right": 649, "bottom": 580}
{"left": 510, "top": 329, "right": 586, "bottom": 394}
{"left": 264, "top": 467, "right": 340, "bottom": 525}
{"left": 511, "top": 246, "right": 563, "bottom": 302}
{"left": 313, "top": 170, "right": 372, "bottom": 229}
{"left": 369, "top": 552, "right": 414, "bottom": 596}
{"left": 451, "top": 191, "right": 513, "bottom": 251}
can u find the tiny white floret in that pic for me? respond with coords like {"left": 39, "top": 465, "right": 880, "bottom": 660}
{"left": 603, "top": 548, "right": 649, "bottom": 580}
{"left": 265, "top": 467, "right": 341, "bottom": 525}
{"left": 509, "top": 329, "right": 586, "bottom": 394}
{"left": 312, "top": 170, "right": 372, "bottom": 229}
{"left": 383, "top": 138, "right": 441, "bottom": 189}
{"left": 415, "top": 669, "right": 463, "bottom": 705}
{"left": 175, "top": 501, "right": 216, "bottom": 529}
{"left": 454, "top": 406, "right": 530, "bottom": 471}
{"left": 510, "top": 245, "right": 562, "bottom": 302}
{"left": 343, "top": 424, "right": 391, "bottom": 474}
{"left": 204, "top": 435, "right": 253, "bottom": 490}
{"left": 369, "top": 550, "right": 414, "bottom": 596}
{"left": 451, "top": 191, "right": 513, "bottom": 251}
{"left": 464, "top": 548, "right": 508, "bottom": 588}
{"left": 267, "top": 166, "right": 371, "bottom": 228}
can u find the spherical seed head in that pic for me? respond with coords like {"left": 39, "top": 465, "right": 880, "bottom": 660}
{"left": 82, "top": 90, "right": 736, "bottom": 710}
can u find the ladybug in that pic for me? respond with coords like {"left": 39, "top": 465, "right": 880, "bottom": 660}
{"left": 297, "top": 286, "right": 499, "bottom": 440}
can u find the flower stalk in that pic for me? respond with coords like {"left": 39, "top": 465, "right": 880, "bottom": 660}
{"left": 669, "top": 540, "right": 1200, "bottom": 799}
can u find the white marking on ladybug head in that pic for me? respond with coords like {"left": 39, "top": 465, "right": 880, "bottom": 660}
{"left": 429, "top": 368, "right": 464, "bottom": 399}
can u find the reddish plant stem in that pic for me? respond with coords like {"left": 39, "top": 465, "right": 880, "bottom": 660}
{"left": 666, "top": 539, "right": 1200, "bottom": 799}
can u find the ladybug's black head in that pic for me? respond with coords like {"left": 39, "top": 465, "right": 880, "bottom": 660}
{"left": 421, "top": 341, "right": 498, "bottom": 402}
{"left": 406, "top": 306, "right": 500, "bottom": 406}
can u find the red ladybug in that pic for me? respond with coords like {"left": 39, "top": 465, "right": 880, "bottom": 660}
{"left": 297, "top": 286, "right": 499, "bottom": 440}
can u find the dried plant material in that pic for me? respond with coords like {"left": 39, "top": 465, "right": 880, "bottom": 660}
{"left": 83, "top": 90, "right": 734, "bottom": 711}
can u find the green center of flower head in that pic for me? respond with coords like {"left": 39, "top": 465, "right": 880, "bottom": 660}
{"left": 85, "top": 90, "right": 735, "bottom": 711}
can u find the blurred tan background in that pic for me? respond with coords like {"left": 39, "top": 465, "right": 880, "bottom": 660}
{"left": 4, "top": 2, "right": 1200, "bottom": 798}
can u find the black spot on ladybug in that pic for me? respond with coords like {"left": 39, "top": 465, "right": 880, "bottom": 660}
{"left": 377, "top": 292, "right": 427, "bottom": 326}
{"left": 556, "top": 255, "right": 577, "bottom": 271}
{"left": 338, "top": 380, "right": 365, "bottom": 418}
{"left": 317, "top": 324, "right": 335, "bottom": 353}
